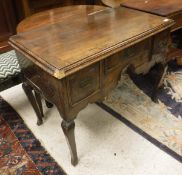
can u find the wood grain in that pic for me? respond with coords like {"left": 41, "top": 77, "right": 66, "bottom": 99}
{"left": 10, "top": 5, "right": 174, "bottom": 79}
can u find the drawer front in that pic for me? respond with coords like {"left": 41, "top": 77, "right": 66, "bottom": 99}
{"left": 68, "top": 63, "right": 100, "bottom": 105}
{"left": 104, "top": 39, "right": 151, "bottom": 73}
{"left": 128, "top": 39, "right": 151, "bottom": 67}
{"left": 104, "top": 53, "right": 121, "bottom": 73}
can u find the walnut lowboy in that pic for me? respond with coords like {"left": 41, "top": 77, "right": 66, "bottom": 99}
{"left": 9, "top": 5, "right": 174, "bottom": 165}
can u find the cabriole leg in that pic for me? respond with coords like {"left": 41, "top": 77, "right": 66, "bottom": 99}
{"left": 61, "top": 120, "right": 78, "bottom": 166}
{"left": 152, "top": 63, "right": 168, "bottom": 102}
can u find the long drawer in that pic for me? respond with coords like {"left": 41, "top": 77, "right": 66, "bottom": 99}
{"left": 104, "top": 38, "right": 151, "bottom": 74}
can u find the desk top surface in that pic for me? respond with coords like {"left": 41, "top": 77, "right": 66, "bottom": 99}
{"left": 121, "top": 0, "right": 182, "bottom": 17}
{"left": 10, "top": 5, "right": 174, "bottom": 79}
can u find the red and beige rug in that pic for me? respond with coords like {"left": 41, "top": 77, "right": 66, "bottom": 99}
{"left": 0, "top": 61, "right": 181, "bottom": 174}
{"left": 0, "top": 97, "right": 66, "bottom": 175}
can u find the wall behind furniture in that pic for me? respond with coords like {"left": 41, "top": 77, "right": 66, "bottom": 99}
{"left": 14, "top": 0, "right": 102, "bottom": 20}
{"left": 0, "top": 0, "right": 16, "bottom": 53}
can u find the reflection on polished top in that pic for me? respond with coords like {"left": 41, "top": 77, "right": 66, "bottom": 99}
{"left": 121, "top": 0, "right": 182, "bottom": 17}
{"left": 16, "top": 5, "right": 107, "bottom": 33}
{"left": 9, "top": 5, "right": 174, "bottom": 79}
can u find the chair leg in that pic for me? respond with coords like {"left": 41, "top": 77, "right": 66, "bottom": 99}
{"left": 126, "top": 63, "right": 168, "bottom": 103}
{"left": 34, "top": 90, "right": 44, "bottom": 118}
{"left": 22, "top": 83, "right": 44, "bottom": 125}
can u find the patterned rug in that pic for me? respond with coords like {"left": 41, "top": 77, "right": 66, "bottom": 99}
{"left": 0, "top": 97, "right": 66, "bottom": 175}
{"left": 99, "top": 61, "right": 182, "bottom": 163}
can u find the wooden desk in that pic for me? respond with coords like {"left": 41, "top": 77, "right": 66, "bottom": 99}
{"left": 9, "top": 5, "right": 174, "bottom": 166}
{"left": 121, "top": 0, "right": 182, "bottom": 32}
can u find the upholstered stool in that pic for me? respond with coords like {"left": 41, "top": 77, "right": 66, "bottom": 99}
{"left": 0, "top": 50, "right": 22, "bottom": 92}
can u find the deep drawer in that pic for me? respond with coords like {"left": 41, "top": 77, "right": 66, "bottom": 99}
{"left": 68, "top": 63, "right": 100, "bottom": 105}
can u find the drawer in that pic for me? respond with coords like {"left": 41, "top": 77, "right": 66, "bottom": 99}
{"left": 128, "top": 39, "right": 151, "bottom": 67}
{"left": 104, "top": 39, "right": 151, "bottom": 73}
{"left": 68, "top": 63, "right": 100, "bottom": 105}
{"left": 104, "top": 53, "right": 121, "bottom": 73}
